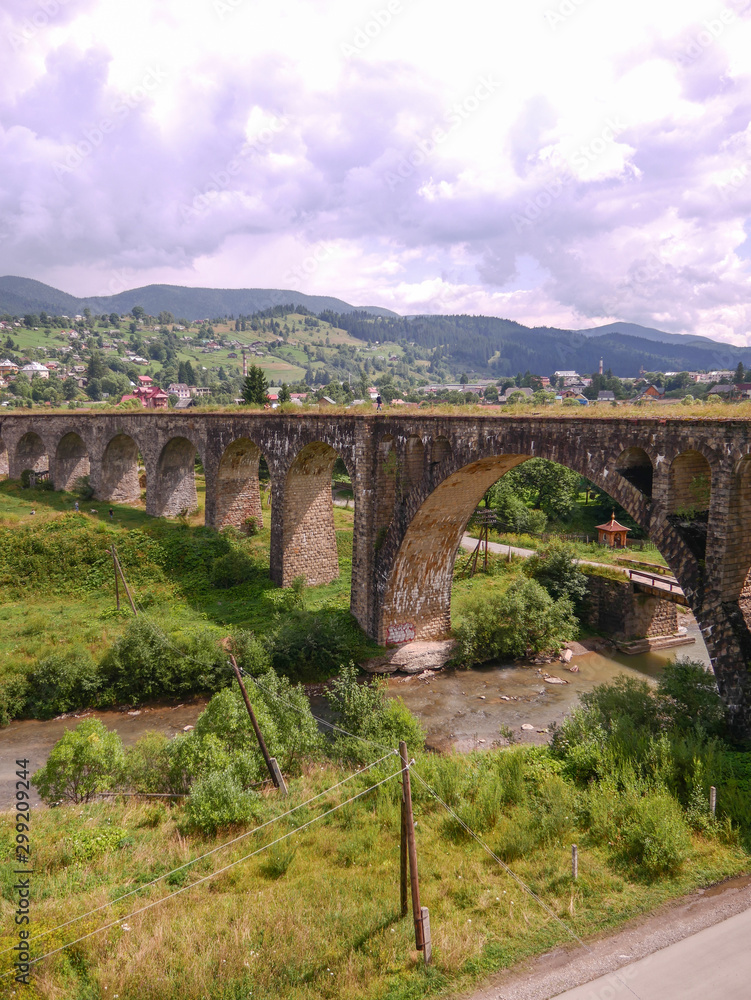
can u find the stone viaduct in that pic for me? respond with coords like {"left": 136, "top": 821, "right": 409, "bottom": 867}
{"left": 1, "top": 411, "right": 750, "bottom": 736}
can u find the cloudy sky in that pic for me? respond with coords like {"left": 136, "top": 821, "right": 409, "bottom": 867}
{"left": 1, "top": 0, "right": 751, "bottom": 342}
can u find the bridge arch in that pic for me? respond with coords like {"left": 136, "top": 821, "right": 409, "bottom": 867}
{"left": 0, "top": 436, "right": 8, "bottom": 477}
{"left": 403, "top": 434, "right": 425, "bottom": 492}
{"left": 668, "top": 449, "right": 712, "bottom": 517}
{"left": 615, "top": 446, "right": 653, "bottom": 497}
{"left": 99, "top": 433, "right": 144, "bottom": 503}
{"left": 54, "top": 432, "right": 90, "bottom": 492}
{"left": 214, "top": 436, "right": 268, "bottom": 532}
{"left": 375, "top": 446, "right": 692, "bottom": 646}
{"left": 15, "top": 431, "right": 49, "bottom": 476}
{"left": 277, "top": 440, "right": 353, "bottom": 587}
{"left": 150, "top": 436, "right": 203, "bottom": 519}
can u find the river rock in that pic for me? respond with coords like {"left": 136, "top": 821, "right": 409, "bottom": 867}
{"left": 521, "top": 724, "right": 535, "bottom": 731}
{"left": 543, "top": 674, "right": 568, "bottom": 685}
{"left": 361, "top": 640, "right": 456, "bottom": 675}
{"left": 560, "top": 648, "right": 573, "bottom": 663}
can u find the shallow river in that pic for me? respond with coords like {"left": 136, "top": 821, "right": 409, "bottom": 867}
{"left": 0, "top": 620, "right": 709, "bottom": 810}
{"left": 387, "top": 617, "right": 710, "bottom": 752}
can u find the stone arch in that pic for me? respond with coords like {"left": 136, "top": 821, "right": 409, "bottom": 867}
{"left": 99, "top": 434, "right": 142, "bottom": 503}
{"left": 151, "top": 436, "right": 201, "bottom": 519}
{"left": 667, "top": 449, "right": 712, "bottom": 562}
{"left": 280, "top": 440, "right": 350, "bottom": 587}
{"left": 376, "top": 448, "right": 676, "bottom": 645}
{"left": 615, "top": 446, "right": 653, "bottom": 497}
{"left": 377, "top": 454, "right": 530, "bottom": 641}
{"left": 0, "top": 436, "right": 8, "bottom": 477}
{"left": 430, "top": 435, "right": 452, "bottom": 468}
{"left": 403, "top": 435, "right": 424, "bottom": 492}
{"left": 725, "top": 455, "right": 751, "bottom": 620}
{"left": 215, "top": 437, "right": 266, "bottom": 531}
{"left": 54, "top": 432, "right": 90, "bottom": 492}
{"left": 668, "top": 449, "right": 711, "bottom": 516}
{"left": 16, "top": 432, "right": 48, "bottom": 475}
{"left": 375, "top": 434, "right": 398, "bottom": 537}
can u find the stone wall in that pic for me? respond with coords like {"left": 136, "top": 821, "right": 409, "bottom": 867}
{"left": 583, "top": 574, "right": 679, "bottom": 640}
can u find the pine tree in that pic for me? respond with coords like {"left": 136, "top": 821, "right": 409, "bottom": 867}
{"left": 242, "top": 365, "right": 269, "bottom": 405}
{"left": 279, "top": 382, "right": 291, "bottom": 403}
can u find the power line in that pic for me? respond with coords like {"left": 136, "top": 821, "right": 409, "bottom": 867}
{"left": 1, "top": 765, "right": 403, "bottom": 982}
{"left": 1, "top": 751, "right": 396, "bottom": 957}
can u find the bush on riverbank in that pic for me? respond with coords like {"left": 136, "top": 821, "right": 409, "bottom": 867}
{"left": 453, "top": 577, "right": 577, "bottom": 665}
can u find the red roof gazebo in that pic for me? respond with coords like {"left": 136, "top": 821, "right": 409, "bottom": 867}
{"left": 596, "top": 513, "right": 631, "bottom": 549}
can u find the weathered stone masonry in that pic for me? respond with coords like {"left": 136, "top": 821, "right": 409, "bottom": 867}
{"left": 2, "top": 412, "right": 751, "bottom": 737}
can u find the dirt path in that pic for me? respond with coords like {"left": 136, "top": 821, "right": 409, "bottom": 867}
{"left": 456, "top": 875, "right": 751, "bottom": 1000}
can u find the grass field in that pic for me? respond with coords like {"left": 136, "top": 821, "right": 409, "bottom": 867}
{"left": 1, "top": 748, "right": 748, "bottom": 1000}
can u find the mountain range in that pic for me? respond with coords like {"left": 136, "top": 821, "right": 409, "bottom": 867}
{"left": 0, "top": 276, "right": 397, "bottom": 321}
{"left": 1, "top": 276, "right": 749, "bottom": 377}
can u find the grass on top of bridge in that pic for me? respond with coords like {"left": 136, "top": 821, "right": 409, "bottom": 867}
{"left": 9, "top": 396, "right": 751, "bottom": 419}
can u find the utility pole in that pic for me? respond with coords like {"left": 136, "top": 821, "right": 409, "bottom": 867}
{"left": 111, "top": 546, "right": 137, "bottom": 616}
{"left": 399, "top": 741, "right": 424, "bottom": 951}
{"left": 112, "top": 546, "right": 120, "bottom": 611}
{"left": 228, "top": 652, "right": 287, "bottom": 794}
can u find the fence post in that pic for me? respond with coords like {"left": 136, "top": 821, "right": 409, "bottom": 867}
{"left": 572, "top": 844, "right": 578, "bottom": 880}
{"left": 710, "top": 785, "right": 717, "bottom": 816}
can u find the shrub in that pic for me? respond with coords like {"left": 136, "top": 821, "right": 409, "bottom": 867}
{"left": 186, "top": 771, "right": 260, "bottom": 835}
{"left": 25, "top": 649, "right": 101, "bottom": 719}
{"left": 326, "top": 663, "right": 425, "bottom": 760}
{"left": 97, "top": 619, "right": 231, "bottom": 704}
{"left": 658, "top": 658, "right": 726, "bottom": 735}
{"left": 454, "top": 578, "right": 576, "bottom": 666}
{"left": 620, "top": 791, "right": 692, "bottom": 877}
{"left": 32, "top": 719, "right": 125, "bottom": 804}
{"left": 210, "top": 549, "right": 259, "bottom": 588}
{"left": 124, "top": 732, "right": 173, "bottom": 794}
{"left": 525, "top": 540, "right": 589, "bottom": 605}
{"left": 266, "top": 607, "right": 366, "bottom": 681}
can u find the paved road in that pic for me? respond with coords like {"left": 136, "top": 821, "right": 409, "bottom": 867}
{"left": 461, "top": 877, "right": 751, "bottom": 1000}
{"left": 549, "top": 904, "right": 751, "bottom": 999}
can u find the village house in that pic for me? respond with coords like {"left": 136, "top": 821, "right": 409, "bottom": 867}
{"left": 167, "top": 383, "right": 191, "bottom": 399}
{"left": 0, "top": 359, "right": 19, "bottom": 376}
{"left": 21, "top": 362, "right": 49, "bottom": 380}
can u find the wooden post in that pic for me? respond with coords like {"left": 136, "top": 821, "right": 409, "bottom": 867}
{"left": 421, "top": 906, "right": 432, "bottom": 966}
{"left": 112, "top": 547, "right": 138, "bottom": 616}
{"left": 400, "top": 778, "right": 408, "bottom": 917}
{"left": 399, "top": 741, "right": 424, "bottom": 950}
{"left": 572, "top": 844, "right": 578, "bottom": 880}
{"left": 483, "top": 521, "right": 488, "bottom": 573}
{"left": 111, "top": 546, "right": 120, "bottom": 611}
{"left": 229, "top": 654, "right": 285, "bottom": 792}
{"left": 710, "top": 785, "right": 717, "bottom": 816}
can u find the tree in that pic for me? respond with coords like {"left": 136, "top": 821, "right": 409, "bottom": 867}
{"left": 526, "top": 540, "right": 589, "bottom": 605}
{"left": 31, "top": 719, "right": 125, "bottom": 804}
{"left": 131, "top": 305, "right": 145, "bottom": 321}
{"left": 505, "top": 458, "right": 581, "bottom": 520}
{"left": 279, "top": 383, "right": 291, "bottom": 403}
{"left": 735, "top": 361, "right": 745, "bottom": 384}
{"left": 242, "top": 365, "right": 269, "bottom": 405}
{"left": 483, "top": 384, "right": 499, "bottom": 402}
{"left": 87, "top": 350, "right": 105, "bottom": 381}
{"left": 109, "top": 312, "right": 120, "bottom": 326}
{"left": 158, "top": 311, "right": 174, "bottom": 326}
